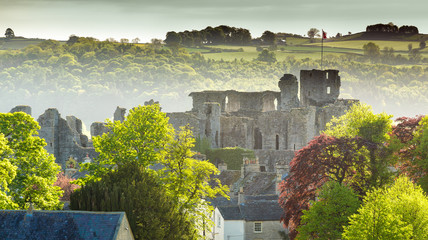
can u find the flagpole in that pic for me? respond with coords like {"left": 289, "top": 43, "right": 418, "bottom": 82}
{"left": 321, "top": 30, "right": 324, "bottom": 70}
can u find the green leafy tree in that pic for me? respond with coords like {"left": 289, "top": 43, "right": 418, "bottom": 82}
{"left": 0, "top": 112, "right": 62, "bottom": 210}
{"left": 261, "top": 30, "right": 276, "bottom": 45}
{"left": 343, "top": 177, "right": 428, "bottom": 240}
{"left": 297, "top": 181, "right": 360, "bottom": 240}
{"left": 0, "top": 134, "right": 18, "bottom": 209}
{"left": 77, "top": 104, "right": 228, "bottom": 238}
{"left": 165, "top": 31, "right": 182, "bottom": 46}
{"left": 4, "top": 28, "right": 14, "bottom": 39}
{"left": 323, "top": 103, "right": 394, "bottom": 192}
{"left": 363, "top": 42, "right": 381, "bottom": 59}
{"left": 256, "top": 49, "right": 277, "bottom": 63}
{"left": 307, "top": 28, "right": 320, "bottom": 42}
{"left": 71, "top": 161, "right": 197, "bottom": 240}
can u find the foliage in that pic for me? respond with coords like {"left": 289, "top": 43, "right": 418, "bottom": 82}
{"left": 261, "top": 30, "right": 276, "bottom": 45}
{"left": 390, "top": 115, "right": 428, "bottom": 191}
{"left": 71, "top": 161, "right": 197, "bottom": 240}
{"left": 363, "top": 42, "right": 380, "bottom": 59}
{"left": 193, "top": 136, "right": 211, "bottom": 154}
{"left": 77, "top": 104, "right": 228, "bottom": 238}
{"left": 0, "top": 112, "right": 62, "bottom": 210}
{"left": 343, "top": 177, "right": 428, "bottom": 240}
{"left": 296, "top": 181, "right": 360, "bottom": 240}
{"left": 4, "top": 28, "right": 14, "bottom": 39}
{"left": 307, "top": 28, "right": 320, "bottom": 41}
{"left": 279, "top": 104, "right": 394, "bottom": 239}
{"left": 76, "top": 104, "right": 174, "bottom": 184}
{"left": 53, "top": 172, "right": 80, "bottom": 201}
{"left": 324, "top": 103, "right": 394, "bottom": 191}
{"left": 0, "top": 134, "right": 18, "bottom": 209}
{"left": 278, "top": 134, "right": 374, "bottom": 239}
{"left": 159, "top": 126, "right": 229, "bottom": 232}
{"left": 65, "top": 156, "right": 78, "bottom": 169}
{"left": 256, "top": 49, "right": 277, "bottom": 63}
{"left": 205, "top": 147, "right": 255, "bottom": 170}
{"left": 0, "top": 36, "right": 427, "bottom": 126}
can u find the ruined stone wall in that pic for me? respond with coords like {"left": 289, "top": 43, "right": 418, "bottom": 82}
{"left": 255, "top": 111, "right": 289, "bottom": 151}
{"left": 255, "top": 150, "right": 295, "bottom": 172}
{"left": 166, "top": 112, "right": 200, "bottom": 136}
{"left": 300, "top": 69, "right": 341, "bottom": 107}
{"left": 10, "top": 105, "right": 32, "bottom": 115}
{"left": 38, "top": 108, "right": 97, "bottom": 167}
{"left": 315, "top": 99, "right": 359, "bottom": 133}
{"left": 278, "top": 74, "right": 299, "bottom": 111}
{"left": 287, "top": 107, "right": 317, "bottom": 151}
{"left": 189, "top": 91, "right": 227, "bottom": 112}
{"left": 220, "top": 116, "right": 254, "bottom": 149}
{"left": 201, "top": 103, "right": 221, "bottom": 148}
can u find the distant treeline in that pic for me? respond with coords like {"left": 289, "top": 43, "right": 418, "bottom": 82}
{"left": 165, "top": 25, "right": 252, "bottom": 47}
{"left": 366, "top": 23, "right": 419, "bottom": 35}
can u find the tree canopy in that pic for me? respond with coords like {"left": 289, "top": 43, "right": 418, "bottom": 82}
{"left": 343, "top": 176, "right": 428, "bottom": 240}
{"left": 279, "top": 103, "right": 394, "bottom": 239}
{"left": 0, "top": 112, "right": 62, "bottom": 210}
{"left": 297, "top": 181, "right": 360, "bottom": 240}
{"left": 76, "top": 104, "right": 228, "bottom": 238}
{"left": 71, "top": 161, "right": 198, "bottom": 240}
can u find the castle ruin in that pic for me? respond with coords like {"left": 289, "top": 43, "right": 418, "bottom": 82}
{"left": 7, "top": 69, "right": 357, "bottom": 176}
{"left": 167, "top": 69, "right": 358, "bottom": 171}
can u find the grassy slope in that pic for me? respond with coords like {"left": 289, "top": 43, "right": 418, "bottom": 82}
{"left": 197, "top": 32, "right": 428, "bottom": 61}
{"left": 0, "top": 37, "right": 45, "bottom": 50}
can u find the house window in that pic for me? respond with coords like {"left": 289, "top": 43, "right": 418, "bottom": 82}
{"left": 327, "top": 86, "right": 331, "bottom": 94}
{"left": 217, "top": 216, "right": 221, "bottom": 228}
{"left": 254, "top": 222, "right": 262, "bottom": 233}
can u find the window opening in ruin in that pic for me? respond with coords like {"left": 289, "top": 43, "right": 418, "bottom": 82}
{"left": 274, "top": 98, "right": 278, "bottom": 110}
{"left": 224, "top": 96, "right": 229, "bottom": 111}
{"left": 294, "top": 144, "right": 296, "bottom": 151}
{"left": 254, "top": 128, "right": 263, "bottom": 149}
{"left": 327, "top": 86, "right": 331, "bottom": 94}
{"left": 50, "top": 142, "right": 52, "bottom": 147}
{"left": 276, "top": 135, "right": 279, "bottom": 150}
{"left": 326, "top": 72, "right": 329, "bottom": 79}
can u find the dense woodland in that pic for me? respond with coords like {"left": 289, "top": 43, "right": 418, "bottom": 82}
{"left": 0, "top": 31, "right": 427, "bottom": 125}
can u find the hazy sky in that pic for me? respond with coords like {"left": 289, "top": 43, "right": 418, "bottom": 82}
{"left": 1, "top": 0, "right": 427, "bottom": 42}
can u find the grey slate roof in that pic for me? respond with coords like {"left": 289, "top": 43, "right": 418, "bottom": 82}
{"left": 215, "top": 195, "right": 283, "bottom": 222}
{"left": 240, "top": 200, "right": 283, "bottom": 221}
{"left": 218, "top": 206, "right": 243, "bottom": 220}
{"left": 0, "top": 210, "right": 128, "bottom": 240}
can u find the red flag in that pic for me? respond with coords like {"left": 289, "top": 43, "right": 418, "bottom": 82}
{"left": 322, "top": 30, "right": 327, "bottom": 39}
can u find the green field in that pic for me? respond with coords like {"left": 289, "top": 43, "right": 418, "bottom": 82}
{"left": 196, "top": 39, "right": 428, "bottom": 61}
{"left": 0, "top": 38, "right": 45, "bottom": 50}
{"left": 1, "top": 36, "right": 427, "bottom": 62}
{"left": 307, "top": 40, "right": 427, "bottom": 52}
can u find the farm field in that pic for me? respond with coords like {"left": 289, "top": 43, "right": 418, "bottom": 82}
{"left": 0, "top": 38, "right": 46, "bottom": 50}
{"left": 196, "top": 39, "right": 428, "bottom": 61}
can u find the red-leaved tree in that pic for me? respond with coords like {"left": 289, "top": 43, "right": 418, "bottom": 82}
{"left": 54, "top": 172, "right": 80, "bottom": 201}
{"left": 278, "top": 134, "right": 376, "bottom": 239}
{"left": 390, "top": 116, "right": 427, "bottom": 188}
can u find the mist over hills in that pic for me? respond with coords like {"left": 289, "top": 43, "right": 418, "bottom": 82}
{"left": 0, "top": 27, "right": 427, "bottom": 131}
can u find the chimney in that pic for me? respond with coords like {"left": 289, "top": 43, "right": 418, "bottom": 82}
{"left": 238, "top": 187, "right": 245, "bottom": 204}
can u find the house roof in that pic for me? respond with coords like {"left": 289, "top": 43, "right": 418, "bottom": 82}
{"left": 240, "top": 200, "right": 283, "bottom": 221}
{"left": 214, "top": 195, "right": 283, "bottom": 222}
{"left": 0, "top": 210, "right": 128, "bottom": 240}
{"left": 218, "top": 206, "right": 243, "bottom": 220}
